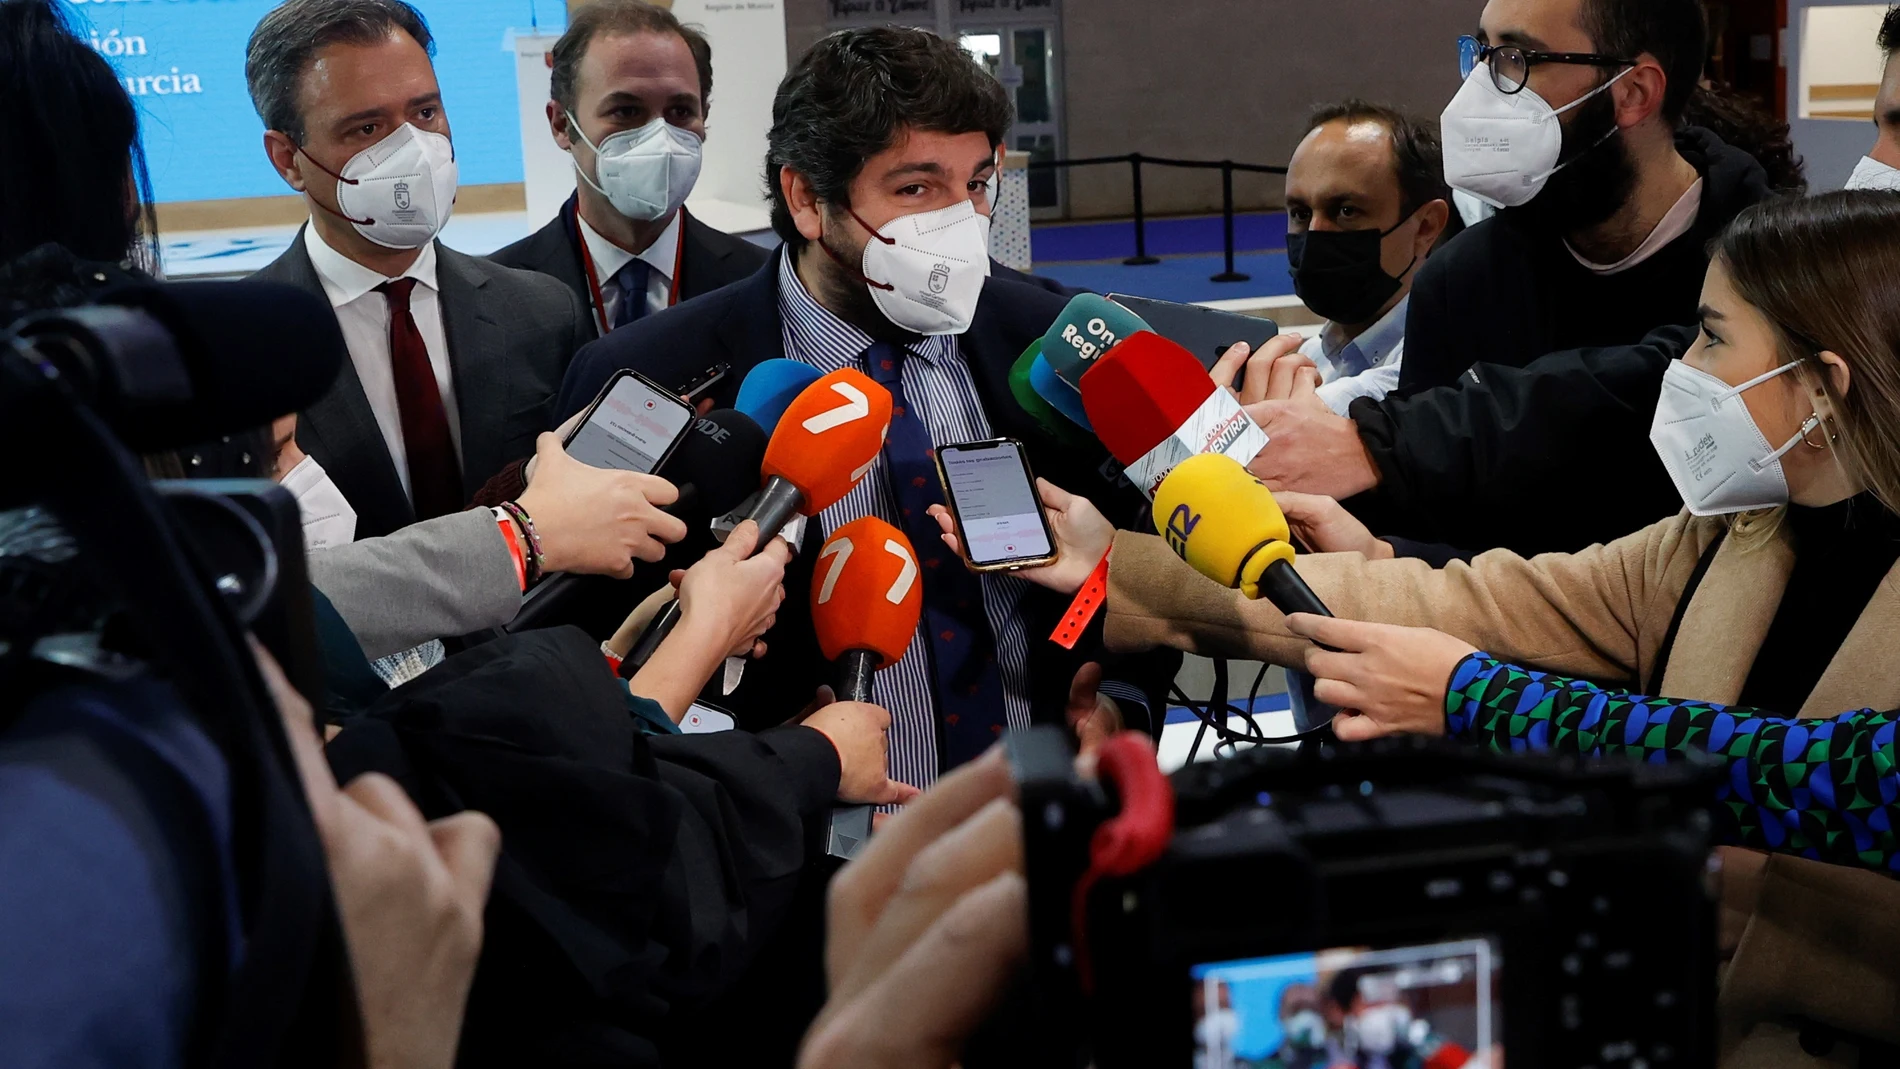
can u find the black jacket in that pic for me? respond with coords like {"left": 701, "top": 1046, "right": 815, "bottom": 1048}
{"left": 556, "top": 256, "right": 1179, "bottom": 744}
{"left": 488, "top": 196, "right": 772, "bottom": 345}
{"left": 325, "top": 627, "right": 843, "bottom": 1068}
{"left": 1397, "top": 126, "right": 1770, "bottom": 391}
{"left": 1349, "top": 323, "right": 1698, "bottom": 555}
{"left": 252, "top": 231, "right": 591, "bottom": 539}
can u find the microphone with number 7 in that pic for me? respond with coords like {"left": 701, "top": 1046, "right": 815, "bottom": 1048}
{"left": 626, "top": 367, "right": 893, "bottom": 669}
{"left": 1079, "top": 331, "right": 1268, "bottom": 499}
{"left": 811, "top": 515, "right": 925, "bottom": 859}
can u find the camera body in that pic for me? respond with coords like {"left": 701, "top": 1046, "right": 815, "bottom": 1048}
{"left": 1014, "top": 729, "right": 1720, "bottom": 1069}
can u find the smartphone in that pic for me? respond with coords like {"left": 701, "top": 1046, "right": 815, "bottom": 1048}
{"left": 1107, "top": 293, "right": 1279, "bottom": 370}
{"left": 678, "top": 362, "right": 730, "bottom": 403}
{"left": 935, "top": 438, "right": 1060, "bottom": 573}
{"left": 563, "top": 369, "right": 697, "bottom": 475}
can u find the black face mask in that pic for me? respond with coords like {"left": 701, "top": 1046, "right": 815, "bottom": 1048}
{"left": 1285, "top": 209, "right": 1418, "bottom": 326}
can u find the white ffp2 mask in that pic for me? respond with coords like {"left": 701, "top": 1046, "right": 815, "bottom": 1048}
{"left": 1440, "top": 64, "right": 1630, "bottom": 208}
{"left": 1846, "top": 155, "right": 1900, "bottom": 192}
{"left": 827, "top": 200, "right": 991, "bottom": 336}
{"left": 568, "top": 114, "right": 703, "bottom": 222}
{"left": 303, "top": 123, "right": 458, "bottom": 250}
{"left": 281, "top": 453, "right": 358, "bottom": 550}
{"left": 1649, "top": 358, "right": 1820, "bottom": 516}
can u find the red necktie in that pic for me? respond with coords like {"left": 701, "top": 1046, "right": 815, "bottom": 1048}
{"left": 376, "top": 278, "right": 463, "bottom": 520}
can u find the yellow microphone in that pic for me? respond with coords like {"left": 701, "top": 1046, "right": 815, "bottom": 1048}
{"left": 1151, "top": 454, "right": 1334, "bottom": 618}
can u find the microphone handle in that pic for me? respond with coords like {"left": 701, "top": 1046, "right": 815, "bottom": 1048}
{"left": 827, "top": 648, "right": 882, "bottom": 860}
{"left": 622, "top": 478, "right": 805, "bottom": 677}
{"left": 837, "top": 648, "right": 878, "bottom": 704}
{"left": 1259, "top": 558, "right": 1343, "bottom": 653}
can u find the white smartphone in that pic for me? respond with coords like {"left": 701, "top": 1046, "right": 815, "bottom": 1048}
{"left": 563, "top": 369, "right": 697, "bottom": 475}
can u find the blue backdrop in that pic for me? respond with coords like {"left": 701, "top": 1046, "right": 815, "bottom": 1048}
{"left": 63, "top": 0, "right": 551, "bottom": 204}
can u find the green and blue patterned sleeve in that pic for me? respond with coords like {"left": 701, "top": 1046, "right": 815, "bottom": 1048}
{"left": 1444, "top": 653, "right": 1900, "bottom": 875}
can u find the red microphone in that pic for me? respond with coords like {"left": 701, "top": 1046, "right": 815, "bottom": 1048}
{"left": 811, "top": 515, "right": 925, "bottom": 701}
{"left": 811, "top": 516, "right": 923, "bottom": 859}
{"left": 751, "top": 367, "right": 895, "bottom": 539}
{"left": 1077, "top": 331, "right": 1268, "bottom": 498}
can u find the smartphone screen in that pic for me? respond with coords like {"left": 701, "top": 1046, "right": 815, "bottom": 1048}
{"left": 565, "top": 370, "right": 695, "bottom": 475}
{"left": 939, "top": 439, "right": 1056, "bottom": 569}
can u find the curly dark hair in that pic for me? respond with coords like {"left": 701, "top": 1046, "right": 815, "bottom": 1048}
{"left": 1882, "top": 4, "right": 1900, "bottom": 54}
{"left": 765, "top": 27, "right": 1011, "bottom": 248}
{"left": 1683, "top": 81, "right": 1807, "bottom": 194}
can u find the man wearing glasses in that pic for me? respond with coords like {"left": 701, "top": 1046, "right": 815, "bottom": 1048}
{"left": 1231, "top": 0, "right": 1777, "bottom": 557}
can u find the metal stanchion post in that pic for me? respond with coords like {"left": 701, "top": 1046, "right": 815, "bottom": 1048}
{"left": 1123, "top": 153, "right": 1160, "bottom": 266}
{"left": 1210, "top": 161, "right": 1250, "bottom": 283}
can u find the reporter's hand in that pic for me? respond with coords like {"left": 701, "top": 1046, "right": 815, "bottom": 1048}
{"left": 1274, "top": 491, "right": 1394, "bottom": 559}
{"left": 257, "top": 644, "right": 499, "bottom": 1069}
{"left": 1283, "top": 614, "right": 1477, "bottom": 742}
{"left": 675, "top": 519, "right": 790, "bottom": 658}
{"left": 1244, "top": 400, "right": 1382, "bottom": 500}
{"left": 802, "top": 700, "right": 920, "bottom": 806}
{"left": 1209, "top": 334, "right": 1318, "bottom": 405}
{"left": 516, "top": 432, "right": 689, "bottom": 578}
{"left": 802, "top": 749, "right": 1026, "bottom": 1069}
{"left": 1066, "top": 662, "right": 1123, "bottom": 756}
{"left": 927, "top": 478, "right": 1111, "bottom": 596}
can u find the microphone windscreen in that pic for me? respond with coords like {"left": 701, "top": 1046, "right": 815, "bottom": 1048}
{"left": 1077, "top": 331, "right": 1215, "bottom": 462}
{"left": 96, "top": 280, "right": 345, "bottom": 450}
{"left": 1010, "top": 340, "right": 1089, "bottom": 446}
{"left": 735, "top": 358, "right": 825, "bottom": 435}
{"left": 1041, "top": 292, "right": 1149, "bottom": 388}
{"left": 811, "top": 515, "right": 923, "bottom": 666}
{"left": 761, "top": 368, "right": 893, "bottom": 515}
{"left": 1151, "top": 453, "right": 1293, "bottom": 599}
{"left": 661, "top": 408, "right": 767, "bottom": 521}
{"left": 1029, "top": 352, "right": 1092, "bottom": 431}
{"left": 1079, "top": 331, "right": 1267, "bottom": 497}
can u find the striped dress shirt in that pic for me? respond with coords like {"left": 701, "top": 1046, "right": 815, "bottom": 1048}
{"left": 776, "top": 251, "right": 1034, "bottom": 791}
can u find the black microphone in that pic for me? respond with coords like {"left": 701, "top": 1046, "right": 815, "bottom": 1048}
{"left": 8, "top": 280, "right": 345, "bottom": 452}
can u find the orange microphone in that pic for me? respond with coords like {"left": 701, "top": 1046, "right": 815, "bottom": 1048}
{"left": 750, "top": 367, "right": 895, "bottom": 540}
{"left": 812, "top": 516, "right": 923, "bottom": 859}
{"left": 811, "top": 515, "right": 925, "bottom": 701}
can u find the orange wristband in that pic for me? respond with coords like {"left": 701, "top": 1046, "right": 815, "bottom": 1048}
{"left": 493, "top": 508, "right": 527, "bottom": 592}
{"left": 1050, "top": 552, "right": 1112, "bottom": 650}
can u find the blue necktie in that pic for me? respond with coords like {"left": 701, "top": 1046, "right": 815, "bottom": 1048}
{"left": 862, "top": 342, "right": 1008, "bottom": 771}
{"left": 611, "top": 259, "right": 651, "bottom": 329}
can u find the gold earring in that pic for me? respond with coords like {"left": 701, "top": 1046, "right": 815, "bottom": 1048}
{"left": 1802, "top": 413, "right": 1840, "bottom": 449}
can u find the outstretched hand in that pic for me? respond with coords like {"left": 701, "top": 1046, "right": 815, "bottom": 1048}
{"left": 927, "top": 478, "right": 1112, "bottom": 596}
{"left": 517, "top": 433, "right": 689, "bottom": 578}
{"left": 1283, "top": 614, "right": 1477, "bottom": 742}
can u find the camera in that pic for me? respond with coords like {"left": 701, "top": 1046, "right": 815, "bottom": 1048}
{"left": 1011, "top": 728, "right": 1720, "bottom": 1069}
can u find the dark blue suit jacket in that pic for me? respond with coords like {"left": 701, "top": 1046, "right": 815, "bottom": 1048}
{"left": 557, "top": 256, "right": 1176, "bottom": 744}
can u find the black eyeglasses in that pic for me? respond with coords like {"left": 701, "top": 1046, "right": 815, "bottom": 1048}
{"left": 1458, "top": 34, "right": 1635, "bottom": 96}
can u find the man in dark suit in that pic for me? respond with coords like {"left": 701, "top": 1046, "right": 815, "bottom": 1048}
{"left": 245, "top": 0, "right": 589, "bottom": 540}
{"left": 560, "top": 26, "right": 1177, "bottom": 793}
{"left": 490, "top": 0, "right": 769, "bottom": 342}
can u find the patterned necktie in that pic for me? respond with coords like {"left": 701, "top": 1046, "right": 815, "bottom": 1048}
{"left": 862, "top": 342, "right": 1007, "bottom": 771}
{"left": 611, "top": 258, "right": 652, "bottom": 330}
{"left": 375, "top": 278, "right": 462, "bottom": 520}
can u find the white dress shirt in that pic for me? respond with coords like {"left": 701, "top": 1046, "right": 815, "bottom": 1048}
{"left": 1298, "top": 294, "right": 1409, "bottom": 415}
{"left": 576, "top": 207, "right": 681, "bottom": 327}
{"left": 303, "top": 224, "right": 462, "bottom": 501}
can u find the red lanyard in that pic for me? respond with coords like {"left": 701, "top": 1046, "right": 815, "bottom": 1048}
{"left": 577, "top": 212, "right": 687, "bottom": 336}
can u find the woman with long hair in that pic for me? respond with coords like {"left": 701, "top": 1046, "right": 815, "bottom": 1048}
{"left": 964, "top": 190, "right": 1900, "bottom": 1067}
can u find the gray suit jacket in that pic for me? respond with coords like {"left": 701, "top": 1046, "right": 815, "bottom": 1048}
{"left": 254, "top": 229, "right": 590, "bottom": 539}
{"left": 307, "top": 508, "right": 521, "bottom": 660}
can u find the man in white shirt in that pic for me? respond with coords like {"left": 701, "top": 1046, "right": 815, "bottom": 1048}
{"left": 1282, "top": 100, "right": 1452, "bottom": 415}
{"left": 246, "top": 0, "right": 590, "bottom": 538}
{"left": 490, "top": 0, "right": 769, "bottom": 341}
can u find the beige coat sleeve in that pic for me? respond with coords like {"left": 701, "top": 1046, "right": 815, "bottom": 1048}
{"left": 1102, "top": 513, "right": 1717, "bottom": 686}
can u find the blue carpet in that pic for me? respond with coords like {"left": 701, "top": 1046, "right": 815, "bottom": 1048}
{"left": 1032, "top": 212, "right": 1289, "bottom": 263}
{"left": 1038, "top": 251, "right": 1295, "bottom": 305}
